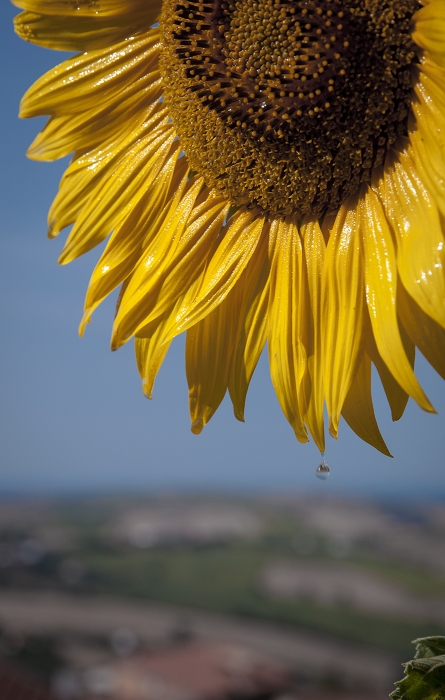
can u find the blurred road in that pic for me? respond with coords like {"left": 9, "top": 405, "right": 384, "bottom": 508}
{"left": 0, "top": 590, "right": 400, "bottom": 692}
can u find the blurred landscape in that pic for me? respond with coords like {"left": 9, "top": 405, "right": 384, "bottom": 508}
{"left": 0, "top": 492, "right": 443, "bottom": 700}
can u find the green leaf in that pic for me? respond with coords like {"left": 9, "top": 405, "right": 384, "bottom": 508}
{"left": 414, "top": 638, "right": 445, "bottom": 660}
{"left": 391, "top": 637, "right": 445, "bottom": 700}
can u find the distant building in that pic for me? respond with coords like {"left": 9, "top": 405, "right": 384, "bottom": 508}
{"left": 110, "top": 504, "right": 262, "bottom": 548}
{"left": 259, "top": 560, "right": 445, "bottom": 623}
{"left": 53, "top": 642, "right": 291, "bottom": 700}
{"left": 267, "top": 495, "right": 445, "bottom": 576}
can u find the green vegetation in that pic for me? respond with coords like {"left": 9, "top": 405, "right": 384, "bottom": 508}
{"left": 76, "top": 539, "right": 444, "bottom": 657}
{"left": 392, "top": 636, "right": 445, "bottom": 700}
{"left": 347, "top": 558, "right": 445, "bottom": 599}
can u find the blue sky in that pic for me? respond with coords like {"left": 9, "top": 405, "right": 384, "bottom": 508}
{"left": 1, "top": 3, "right": 444, "bottom": 500}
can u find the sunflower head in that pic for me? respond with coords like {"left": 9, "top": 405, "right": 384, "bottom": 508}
{"left": 14, "top": 0, "right": 445, "bottom": 458}
{"left": 160, "top": 0, "right": 419, "bottom": 216}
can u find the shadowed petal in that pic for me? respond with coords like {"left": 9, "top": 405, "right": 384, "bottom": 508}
{"left": 186, "top": 297, "right": 239, "bottom": 434}
{"left": 228, "top": 229, "right": 270, "bottom": 422}
{"left": 398, "top": 279, "right": 445, "bottom": 381}
{"left": 366, "top": 315, "right": 414, "bottom": 423}
{"left": 341, "top": 351, "right": 392, "bottom": 457}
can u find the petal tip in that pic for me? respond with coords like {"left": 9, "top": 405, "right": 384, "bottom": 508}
{"left": 110, "top": 334, "right": 121, "bottom": 352}
{"left": 78, "top": 308, "right": 92, "bottom": 337}
{"left": 191, "top": 418, "right": 204, "bottom": 434}
{"left": 141, "top": 379, "right": 153, "bottom": 400}
{"left": 58, "top": 248, "right": 72, "bottom": 265}
{"left": 328, "top": 424, "right": 339, "bottom": 440}
{"left": 233, "top": 408, "right": 245, "bottom": 422}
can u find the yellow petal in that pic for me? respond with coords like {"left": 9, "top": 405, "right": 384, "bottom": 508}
{"left": 113, "top": 179, "right": 216, "bottom": 344}
{"left": 360, "top": 186, "right": 434, "bottom": 412}
{"left": 27, "top": 72, "right": 163, "bottom": 161}
{"left": 300, "top": 217, "right": 326, "bottom": 453}
{"left": 80, "top": 148, "right": 186, "bottom": 334}
{"left": 366, "top": 314, "right": 414, "bottom": 423}
{"left": 420, "top": 56, "right": 445, "bottom": 95}
{"left": 412, "top": 61, "right": 445, "bottom": 163}
{"left": 268, "top": 217, "right": 309, "bottom": 443}
{"left": 418, "top": 59, "right": 445, "bottom": 113}
{"left": 412, "top": 1, "right": 445, "bottom": 68}
{"left": 20, "top": 30, "right": 160, "bottom": 118}
{"left": 112, "top": 178, "right": 218, "bottom": 347}
{"left": 228, "top": 227, "right": 270, "bottom": 422}
{"left": 14, "top": 5, "right": 161, "bottom": 51}
{"left": 186, "top": 292, "right": 239, "bottom": 434}
{"left": 47, "top": 104, "right": 168, "bottom": 236}
{"left": 134, "top": 317, "right": 173, "bottom": 400}
{"left": 398, "top": 279, "right": 445, "bottom": 381}
{"left": 322, "top": 195, "right": 365, "bottom": 438}
{"left": 12, "top": 0, "right": 158, "bottom": 18}
{"left": 341, "top": 351, "right": 392, "bottom": 457}
{"left": 409, "top": 59, "right": 445, "bottom": 217}
{"left": 409, "top": 130, "right": 445, "bottom": 218}
{"left": 59, "top": 127, "right": 175, "bottom": 263}
{"left": 380, "top": 150, "right": 445, "bottom": 330}
{"left": 132, "top": 195, "right": 230, "bottom": 340}
{"left": 320, "top": 210, "right": 336, "bottom": 244}
{"left": 411, "top": 62, "right": 445, "bottom": 172}
{"left": 160, "top": 210, "right": 266, "bottom": 343}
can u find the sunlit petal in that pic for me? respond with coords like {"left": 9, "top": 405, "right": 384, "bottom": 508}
{"left": 300, "top": 217, "right": 326, "bottom": 452}
{"left": 379, "top": 150, "right": 445, "bottom": 330}
{"left": 360, "top": 186, "right": 434, "bottom": 412}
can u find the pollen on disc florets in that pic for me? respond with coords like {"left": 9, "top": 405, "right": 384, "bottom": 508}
{"left": 159, "top": 0, "right": 420, "bottom": 217}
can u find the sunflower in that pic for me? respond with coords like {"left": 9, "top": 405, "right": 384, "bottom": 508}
{"left": 14, "top": 0, "right": 445, "bottom": 456}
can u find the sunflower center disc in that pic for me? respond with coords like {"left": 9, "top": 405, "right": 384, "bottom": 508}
{"left": 160, "top": 0, "right": 419, "bottom": 216}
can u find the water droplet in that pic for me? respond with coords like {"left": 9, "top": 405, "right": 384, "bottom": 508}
{"left": 315, "top": 459, "right": 330, "bottom": 481}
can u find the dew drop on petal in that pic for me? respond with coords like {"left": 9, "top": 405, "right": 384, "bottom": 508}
{"left": 315, "top": 458, "right": 330, "bottom": 481}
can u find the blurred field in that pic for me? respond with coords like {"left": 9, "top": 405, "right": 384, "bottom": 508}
{"left": 0, "top": 493, "right": 443, "bottom": 699}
